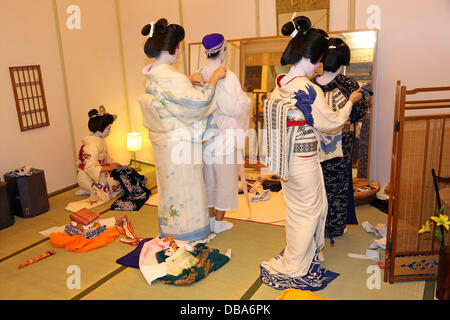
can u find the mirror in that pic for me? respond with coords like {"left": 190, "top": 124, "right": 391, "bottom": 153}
{"left": 188, "top": 29, "right": 377, "bottom": 179}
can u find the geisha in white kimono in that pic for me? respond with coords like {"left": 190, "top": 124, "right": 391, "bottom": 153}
{"left": 199, "top": 33, "right": 251, "bottom": 234}
{"left": 260, "top": 16, "right": 363, "bottom": 291}
{"left": 138, "top": 19, "right": 226, "bottom": 241}
{"left": 77, "top": 108, "right": 123, "bottom": 202}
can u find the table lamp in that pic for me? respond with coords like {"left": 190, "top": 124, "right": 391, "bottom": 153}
{"left": 127, "top": 132, "right": 142, "bottom": 171}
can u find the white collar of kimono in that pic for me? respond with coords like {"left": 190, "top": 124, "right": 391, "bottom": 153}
{"left": 142, "top": 63, "right": 176, "bottom": 77}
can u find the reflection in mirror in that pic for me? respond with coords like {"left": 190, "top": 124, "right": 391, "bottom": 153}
{"left": 188, "top": 30, "right": 377, "bottom": 178}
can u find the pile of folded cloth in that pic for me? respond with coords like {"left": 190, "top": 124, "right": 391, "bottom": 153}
{"left": 117, "top": 236, "right": 231, "bottom": 286}
{"left": 9, "top": 165, "right": 34, "bottom": 177}
{"left": 64, "top": 208, "right": 107, "bottom": 239}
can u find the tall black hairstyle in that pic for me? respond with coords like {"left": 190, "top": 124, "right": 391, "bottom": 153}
{"left": 280, "top": 16, "right": 329, "bottom": 66}
{"left": 88, "top": 108, "right": 115, "bottom": 133}
{"left": 322, "top": 37, "right": 351, "bottom": 73}
{"left": 141, "top": 18, "right": 185, "bottom": 58}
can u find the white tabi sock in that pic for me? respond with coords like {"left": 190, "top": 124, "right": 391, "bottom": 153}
{"left": 75, "top": 189, "right": 90, "bottom": 196}
{"left": 209, "top": 217, "right": 216, "bottom": 232}
{"left": 214, "top": 220, "right": 233, "bottom": 234}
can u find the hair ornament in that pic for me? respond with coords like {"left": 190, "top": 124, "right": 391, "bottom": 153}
{"left": 290, "top": 12, "right": 299, "bottom": 38}
{"left": 148, "top": 22, "right": 155, "bottom": 38}
{"left": 97, "top": 105, "right": 117, "bottom": 120}
{"left": 98, "top": 105, "right": 106, "bottom": 116}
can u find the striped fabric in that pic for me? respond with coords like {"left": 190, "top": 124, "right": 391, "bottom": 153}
{"left": 263, "top": 99, "right": 314, "bottom": 180}
{"left": 263, "top": 99, "right": 293, "bottom": 180}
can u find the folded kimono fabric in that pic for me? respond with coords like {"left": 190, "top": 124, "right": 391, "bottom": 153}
{"left": 276, "top": 289, "right": 335, "bottom": 300}
{"left": 157, "top": 243, "right": 230, "bottom": 286}
{"left": 65, "top": 195, "right": 106, "bottom": 213}
{"left": 64, "top": 225, "right": 107, "bottom": 240}
{"left": 139, "top": 237, "right": 191, "bottom": 285}
{"left": 260, "top": 250, "right": 339, "bottom": 291}
{"left": 115, "top": 215, "right": 144, "bottom": 245}
{"left": 155, "top": 246, "right": 199, "bottom": 276}
{"left": 49, "top": 227, "right": 119, "bottom": 253}
{"left": 69, "top": 208, "right": 100, "bottom": 225}
{"left": 110, "top": 167, "right": 151, "bottom": 211}
{"left": 116, "top": 238, "right": 153, "bottom": 268}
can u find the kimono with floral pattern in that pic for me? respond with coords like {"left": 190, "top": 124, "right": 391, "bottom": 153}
{"left": 139, "top": 63, "right": 216, "bottom": 241}
{"left": 77, "top": 135, "right": 122, "bottom": 201}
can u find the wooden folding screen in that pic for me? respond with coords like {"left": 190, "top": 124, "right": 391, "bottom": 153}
{"left": 385, "top": 81, "right": 450, "bottom": 283}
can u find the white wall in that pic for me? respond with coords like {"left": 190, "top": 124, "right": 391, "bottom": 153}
{"left": 0, "top": 0, "right": 76, "bottom": 193}
{"left": 1, "top": 0, "right": 449, "bottom": 193}
{"left": 259, "top": 0, "right": 277, "bottom": 37}
{"left": 118, "top": 0, "right": 182, "bottom": 165}
{"left": 352, "top": 0, "right": 450, "bottom": 185}
{"left": 55, "top": 0, "right": 131, "bottom": 167}
{"left": 181, "top": 0, "right": 257, "bottom": 45}
{"left": 329, "top": 0, "right": 349, "bottom": 31}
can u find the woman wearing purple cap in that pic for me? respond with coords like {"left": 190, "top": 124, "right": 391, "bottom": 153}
{"left": 138, "top": 19, "right": 226, "bottom": 242}
{"left": 199, "top": 33, "right": 251, "bottom": 234}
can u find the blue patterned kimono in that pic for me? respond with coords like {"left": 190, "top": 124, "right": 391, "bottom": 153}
{"left": 313, "top": 74, "right": 369, "bottom": 238}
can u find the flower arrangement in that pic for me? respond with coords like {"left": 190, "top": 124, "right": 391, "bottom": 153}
{"left": 418, "top": 206, "right": 449, "bottom": 250}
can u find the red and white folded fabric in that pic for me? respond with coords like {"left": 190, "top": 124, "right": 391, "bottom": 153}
{"left": 115, "top": 215, "right": 144, "bottom": 245}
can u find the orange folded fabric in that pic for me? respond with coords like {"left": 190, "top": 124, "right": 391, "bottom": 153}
{"left": 276, "top": 289, "right": 335, "bottom": 300}
{"left": 49, "top": 227, "right": 119, "bottom": 253}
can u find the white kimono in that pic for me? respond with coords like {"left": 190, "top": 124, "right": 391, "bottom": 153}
{"left": 139, "top": 63, "right": 216, "bottom": 241}
{"left": 200, "top": 66, "right": 251, "bottom": 211}
{"left": 77, "top": 135, "right": 122, "bottom": 202}
{"left": 261, "top": 74, "right": 353, "bottom": 280}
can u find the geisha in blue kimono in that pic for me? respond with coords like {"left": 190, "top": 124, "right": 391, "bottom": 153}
{"left": 313, "top": 37, "right": 370, "bottom": 240}
{"left": 138, "top": 18, "right": 226, "bottom": 241}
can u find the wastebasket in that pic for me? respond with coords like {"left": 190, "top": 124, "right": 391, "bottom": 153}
{"left": 3, "top": 168, "right": 50, "bottom": 218}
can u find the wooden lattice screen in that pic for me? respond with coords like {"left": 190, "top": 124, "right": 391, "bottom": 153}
{"left": 9, "top": 65, "right": 50, "bottom": 131}
{"left": 385, "top": 81, "right": 450, "bottom": 283}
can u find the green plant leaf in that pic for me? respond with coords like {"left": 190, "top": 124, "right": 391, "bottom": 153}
{"left": 434, "top": 227, "right": 443, "bottom": 246}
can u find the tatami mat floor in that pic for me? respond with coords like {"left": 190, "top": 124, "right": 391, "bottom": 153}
{"left": 0, "top": 164, "right": 434, "bottom": 300}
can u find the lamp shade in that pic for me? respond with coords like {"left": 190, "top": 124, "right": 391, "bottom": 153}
{"left": 127, "top": 132, "right": 142, "bottom": 152}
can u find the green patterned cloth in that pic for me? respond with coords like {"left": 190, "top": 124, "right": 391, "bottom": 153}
{"left": 156, "top": 243, "right": 230, "bottom": 286}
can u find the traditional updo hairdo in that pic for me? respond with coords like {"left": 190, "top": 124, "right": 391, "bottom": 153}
{"left": 321, "top": 37, "right": 351, "bottom": 73}
{"left": 280, "top": 16, "right": 329, "bottom": 66}
{"left": 141, "top": 18, "right": 185, "bottom": 58}
{"left": 88, "top": 109, "right": 115, "bottom": 133}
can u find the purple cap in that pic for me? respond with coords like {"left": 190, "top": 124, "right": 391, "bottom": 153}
{"left": 202, "top": 33, "right": 225, "bottom": 56}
